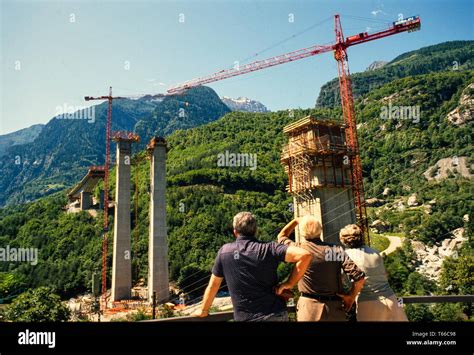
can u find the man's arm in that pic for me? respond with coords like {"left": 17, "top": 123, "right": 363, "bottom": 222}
{"left": 194, "top": 274, "right": 223, "bottom": 317}
{"left": 337, "top": 248, "right": 366, "bottom": 311}
{"left": 275, "top": 245, "right": 312, "bottom": 295}
{"left": 277, "top": 218, "right": 299, "bottom": 245}
{"left": 337, "top": 277, "right": 365, "bottom": 312}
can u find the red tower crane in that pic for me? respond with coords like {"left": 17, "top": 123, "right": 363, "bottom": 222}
{"left": 84, "top": 87, "right": 129, "bottom": 309}
{"left": 167, "top": 14, "right": 421, "bottom": 240}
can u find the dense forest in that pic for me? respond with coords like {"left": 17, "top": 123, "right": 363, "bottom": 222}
{"left": 0, "top": 41, "right": 472, "bottom": 321}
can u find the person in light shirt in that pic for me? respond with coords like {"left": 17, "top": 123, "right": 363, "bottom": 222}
{"left": 339, "top": 224, "right": 408, "bottom": 321}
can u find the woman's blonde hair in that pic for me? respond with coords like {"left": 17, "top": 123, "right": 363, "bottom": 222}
{"left": 339, "top": 224, "right": 364, "bottom": 248}
{"left": 299, "top": 215, "right": 322, "bottom": 240}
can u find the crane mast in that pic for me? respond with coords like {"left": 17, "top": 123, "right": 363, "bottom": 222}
{"left": 85, "top": 87, "right": 128, "bottom": 309}
{"left": 334, "top": 14, "right": 369, "bottom": 240}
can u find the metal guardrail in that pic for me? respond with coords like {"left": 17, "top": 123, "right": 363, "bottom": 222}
{"left": 400, "top": 295, "right": 474, "bottom": 304}
{"left": 144, "top": 306, "right": 297, "bottom": 322}
{"left": 146, "top": 295, "right": 473, "bottom": 322}
{"left": 148, "top": 311, "right": 234, "bottom": 322}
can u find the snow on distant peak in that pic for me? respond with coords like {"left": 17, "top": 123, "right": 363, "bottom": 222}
{"left": 221, "top": 96, "right": 269, "bottom": 113}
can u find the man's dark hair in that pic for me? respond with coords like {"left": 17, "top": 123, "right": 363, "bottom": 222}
{"left": 233, "top": 212, "right": 257, "bottom": 237}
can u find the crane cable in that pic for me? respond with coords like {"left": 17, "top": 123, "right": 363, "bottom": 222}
{"left": 238, "top": 16, "right": 333, "bottom": 65}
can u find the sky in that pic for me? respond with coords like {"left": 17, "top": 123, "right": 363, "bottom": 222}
{"left": 0, "top": 0, "right": 473, "bottom": 134}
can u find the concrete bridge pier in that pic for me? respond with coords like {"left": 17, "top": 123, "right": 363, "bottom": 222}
{"left": 111, "top": 133, "right": 138, "bottom": 301}
{"left": 80, "top": 191, "right": 92, "bottom": 210}
{"left": 147, "top": 137, "right": 170, "bottom": 304}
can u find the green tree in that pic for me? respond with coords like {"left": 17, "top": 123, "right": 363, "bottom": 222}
{"left": 177, "top": 263, "right": 210, "bottom": 298}
{"left": 439, "top": 255, "right": 474, "bottom": 295}
{"left": 405, "top": 304, "right": 434, "bottom": 322}
{"left": 403, "top": 272, "right": 436, "bottom": 295}
{"left": 0, "top": 272, "right": 26, "bottom": 301}
{"left": 5, "top": 287, "right": 70, "bottom": 322}
{"left": 432, "top": 303, "right": 466, "bottom": 321}
{"left": 384, "top": 240, "right": 417, "bottom": 294}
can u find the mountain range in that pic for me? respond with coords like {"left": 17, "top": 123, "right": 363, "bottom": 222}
{"left": 0, "top": 124, "right": 44, "bottom": 157}
{"left": 0, "top": 86, "right": 230, "bottom": 206}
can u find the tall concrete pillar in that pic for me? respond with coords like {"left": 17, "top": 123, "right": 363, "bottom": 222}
{"left": 147, "top": 137, "right": 169, "bottom": 303}
{"left": 293, "top": 187, "right": 356, "bottom": 245}
{"left": 80, "top": 191, "right": 91, "bottom": 210}
{"left": 111, "top": 139, "right": 133, "bottom": 301}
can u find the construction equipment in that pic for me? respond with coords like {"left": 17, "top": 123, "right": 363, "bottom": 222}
{"left": 83, "top": 92, "right": 174, "bottom": 308}
{"left": 166, "top": 14, "right": 421, "bottom": 240}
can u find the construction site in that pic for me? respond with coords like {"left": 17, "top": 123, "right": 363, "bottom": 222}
{"left": 63, "top": 14, "right": 421, "bottom": 319}
{"left": 280, "top": 116, "right": 356, "bottom": 245}
{"left": 4, "top": 0, "right": 474, "bottom": 351}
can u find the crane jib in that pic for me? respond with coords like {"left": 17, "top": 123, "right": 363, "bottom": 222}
{"left": 167, "top": 15, "right": 420, "bottom": 94}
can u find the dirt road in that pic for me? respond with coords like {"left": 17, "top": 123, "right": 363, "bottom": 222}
{"left": 381, "top": 235, "right": 404, "bottom": 255}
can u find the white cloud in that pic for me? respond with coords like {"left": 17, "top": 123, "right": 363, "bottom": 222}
{"left": 371, "top": 10, "right": 382, "bottom": 16}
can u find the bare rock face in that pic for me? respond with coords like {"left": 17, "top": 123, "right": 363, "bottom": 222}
{"left": 407, "top": 194, "right": 419, "bottom": 207}
{"left": 446, "top": 83, "right": 474, "bottom": 126}
{"left": 423, "top": 204, "right": 433, "bottom": 214}
{"left": 396, "top": 200, "right": 406, "bottom": 211}
{"left": 452, "top": 227, "right": 465, "bottom": 239}
{"left": 423, "top": 156, "right": 473, "bottom": 181}
{"left": 366, "top": 197, "right": 385, "bottom": 207}
{"left": 366, "top": 60, "right": 388, "bottom": 71}
{"left": 370, "top": 219, "right": 390, "bottom": 233}
{"left": 412, "top": 228, "right": 467, "bottom": 281}
{"left": 411, "top": 240, "right": 425, "bottom": 252}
